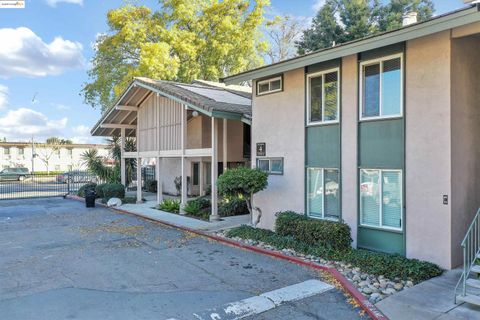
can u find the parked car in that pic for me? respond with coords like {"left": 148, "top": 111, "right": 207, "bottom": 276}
{"left": 56, "top": 171, "right": 97, "bottom": 184}
{"left": 0, "top": 167, "right": 30, "bottom": 181}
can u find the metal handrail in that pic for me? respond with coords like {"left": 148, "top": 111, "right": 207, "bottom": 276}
{"left": 455, "top": 208, "right": 480, "bottom": 302}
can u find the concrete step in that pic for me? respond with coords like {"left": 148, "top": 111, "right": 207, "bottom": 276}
{"left": 457, "top": 294, "right": 480, "bottom": 306}
{"left": 471, "top": 265, "right": 480, "bottom": 274}
{"left": 466, "top": 278, "right": 480, "bottom": 289}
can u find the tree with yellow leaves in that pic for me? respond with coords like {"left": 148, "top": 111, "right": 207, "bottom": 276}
{"left": 82, "top": 0, "right": 269, "bottom": 112}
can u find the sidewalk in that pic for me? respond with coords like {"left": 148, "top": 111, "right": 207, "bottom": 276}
{"left": 375, "top": 269, "right": 480, "bottom": 320}
{"left": 119, "top": 199, "right": 250, "bottom": 233}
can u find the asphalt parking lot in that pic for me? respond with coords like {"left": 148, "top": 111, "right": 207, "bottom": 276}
{"left": 0, "top": 197, "right": 365, "bottom": 320}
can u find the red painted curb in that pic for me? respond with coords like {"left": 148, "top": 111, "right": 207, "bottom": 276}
{"left": 67, "top": 195, "right": 388, "bottom": 320}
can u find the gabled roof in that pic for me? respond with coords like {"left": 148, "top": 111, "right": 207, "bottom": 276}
{"left": 91, "top": 77, "right": 252, "bottom": 137}
{"left": 223, "top": 4, "right": 480, "bottom": 84}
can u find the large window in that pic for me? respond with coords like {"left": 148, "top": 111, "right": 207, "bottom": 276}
{"left": 257, "top": 158, "right": 283, "bottom": 175}
{"left": 360, "top": 169, "right": 402, "bottom": 230}
{"left": 360, "top": 55, "right": 402, "bottom": 120}
{"left": 307, "top": 168, "right": 340, "bottom": 220}
{"left": 256, "top": 76, "right": 283, "bottom": 96}
{"left": 307, "top": 69, "right": 340, "bottom": 124}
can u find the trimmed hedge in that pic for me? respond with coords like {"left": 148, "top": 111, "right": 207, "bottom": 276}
{"left": 77, "top": 183, "right": 97, "bottom": 198}
{"left": 226, "top": 225, "right": 443, "bottom": 283}
{"left": 276, "top": 211, "right": 352, "bottom": 251}
{"left": 95, "top": 183, "right": 108, "bottom": 199}
{"left": 102, "top": 183, "right": 125, "bottom": 199}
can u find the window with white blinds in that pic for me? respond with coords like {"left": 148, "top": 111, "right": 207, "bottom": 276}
{"left": 360, "top": 54, "right": 402, "bottom": 120}
{"left": 360, "top": 169, "right": 402, "bottom": 230}
{"left": 307, "top": 168, "right": 340, "bottom": 220}
{"left": 307, "top": 68, "right": 340, "bottom": 125}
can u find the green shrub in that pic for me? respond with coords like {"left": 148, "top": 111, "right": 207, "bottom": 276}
{"left": 122, "top": 196, "right": 137, "bottom": 204}
{"left": 102, "top": 183, "right": 125, "bottom": 200}
{"left": 77, "top": 183, "right": 97, "bottom": 198}
{"left": 145, "top": 180, "right": 157, "bottom": 193}
{"left": 219, "top": 196, "right": 248, "bottom": 216}
{"left": 183, "top": 196, "right": 211, "bottom": 218}
{"left": 184, "top": 199, "right": 202, "bottom": 215}
{"left": 226, "top": 225, "right": 443, "bottom": 283}
{"left": 217, "top": 167, "right": 268, "bottom": 225}
{"left": 275, "top": 211, "right": 352, "bottom": 251}
{"left": 95, "top": 183, "right": 108, "bottom": 199}
{"left": 158, "top": 199, "right": 180, "bottom": 213}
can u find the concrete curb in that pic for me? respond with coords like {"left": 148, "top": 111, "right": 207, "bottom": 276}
{"left": 66, "top": 195, "right": 388, "bottom": 320}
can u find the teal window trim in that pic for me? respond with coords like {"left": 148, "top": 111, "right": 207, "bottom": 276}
{"left": 359, "top": 53, "right": 404, "bottom": 121}
{"left": 256, "top": 157, "right": 284, "bottom": 175}
{"left": 306, "top": 67, "right": 340, "bottom": 126}
{"left": 359, "top": 168, "right": 403, "bottom": 232}
{"left": 306, "top": 167, "right": 341, "bottom": 221}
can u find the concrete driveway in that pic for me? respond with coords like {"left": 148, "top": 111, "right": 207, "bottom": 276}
{"left": 0, "top": 198, "right": 365, "bottom": 320}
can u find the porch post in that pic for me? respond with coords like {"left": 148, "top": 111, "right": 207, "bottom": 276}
{"left": 120, "top": 128, "right": 126, "bottom": 187}
{"left": 180, "top": 105, "right": 187, "bottom": 214}
{"left": 223, "top": 119, "right": 227, "bottom": 172}
{"left": 136, "top": 157, "right": 142, "bottom": 203}
{"left": 199, "top": 159, "right": 204, "bottom": 196}
{"left": 210, "top": 117, "right": 220, "bottom": 221}
{"left": 156, "top": 157, "right": 162, "bottom": 205}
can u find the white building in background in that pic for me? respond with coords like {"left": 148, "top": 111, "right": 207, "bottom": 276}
{"left": 0, "top": 141, "right": 110, "bottom": 173}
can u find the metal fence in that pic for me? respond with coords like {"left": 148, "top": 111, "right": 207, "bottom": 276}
{"left": 0, "top": 171, "right": 99, "bottom": 201}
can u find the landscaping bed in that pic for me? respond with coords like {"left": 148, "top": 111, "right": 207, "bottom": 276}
{"left": 217, "top": 211, "right": 443, "bottom": 304}
{"left": 156, "top": 195, "right": 248, "bottom": 221}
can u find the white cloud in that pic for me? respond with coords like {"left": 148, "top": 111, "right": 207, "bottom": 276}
{"left": 312, "top": 0, "right": 326, "bottom": 11}
{"left": 45, "top": 0, "right": 83, "bottom": 7}
{"left": 51, "top": 103, "right": 71, "bottom": 111}
{"left": 71, "top": 125, "right": 95, "bottom": 144}
{"left": 0, "top": 108, "right": 67, "bottom": 140}
{"left": 0, "top": 27, "right": 84, "bottom": 77}
{"left": 0, "top": 85, "right": 8, "bottom": 110}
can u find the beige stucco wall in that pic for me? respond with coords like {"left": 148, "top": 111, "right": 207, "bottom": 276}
{"left": 251, "top": 68, "right": 305, "bottom": 229}
{"left": 405, "top": 31, "right": 452, "bottom": 269}
{"left": 450, "top": 34, "right": 480, "bottom": 268}
{"left": 341, "top": 55, "right": 359, "bottom": 247}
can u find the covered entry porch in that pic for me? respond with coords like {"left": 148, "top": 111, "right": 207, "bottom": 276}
{"left": 91, "top": 77, "right": 252, "bottom": 221}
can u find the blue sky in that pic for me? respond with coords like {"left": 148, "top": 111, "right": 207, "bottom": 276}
{"left": 0, "top": 0, "right": 464, "bottom": 144}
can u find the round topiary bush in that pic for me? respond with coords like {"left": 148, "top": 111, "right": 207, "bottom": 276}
{"left": 95, "top": 183, "right": 108, "bottom": 199}
{"left": 102, "top": 183, "right": 125, "bottom": 200}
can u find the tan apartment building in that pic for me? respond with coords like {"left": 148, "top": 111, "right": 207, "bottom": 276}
{"left": 91, "top": 78, "right": 251, "bottom": 221}
{"left": 223, "top": 5, "right": 480, "bottom": 270}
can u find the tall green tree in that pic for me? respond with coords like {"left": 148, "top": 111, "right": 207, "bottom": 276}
{"left": 296, "top": 0, "right": 434, "bottom": 54}
{"left": 83, "top": 0, "right": 269, "bottom": 111}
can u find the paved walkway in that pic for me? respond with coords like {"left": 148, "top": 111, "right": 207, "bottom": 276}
{"left": 376, "top": 269, "right": 480, "bottom": 319}
{"left": 119, "top": 199, "right": 250, "bottom": 232}
{"left": 0, "top": 198, "right": 366, "bottom": 320}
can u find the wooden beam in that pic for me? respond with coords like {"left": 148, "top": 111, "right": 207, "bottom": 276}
{"left": 115, "top": 105, "right": 138, "bottom": 112}
{"left": 100, "top": 124, "right": 136, "bottom": 129}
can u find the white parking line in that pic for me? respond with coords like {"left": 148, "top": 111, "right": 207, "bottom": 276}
{"left": 191, "top": 279, "right": 333, "bottom": 320}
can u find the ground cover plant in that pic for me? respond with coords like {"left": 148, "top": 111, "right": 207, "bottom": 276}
{"left": 225, "top": 212, "right": 443, "bottom": 284}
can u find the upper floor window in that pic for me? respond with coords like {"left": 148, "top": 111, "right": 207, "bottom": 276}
{"left": 256, "top": 76, "right": 282, "bottom": 96}
{"left": 307, "top": 69, "right": 340, "bottom": 125}
{"left": 360, "top": 54, "right": 403, "bottom": 120}
{"left": 4, "top": 147, "right": 10, "bottom": 155}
